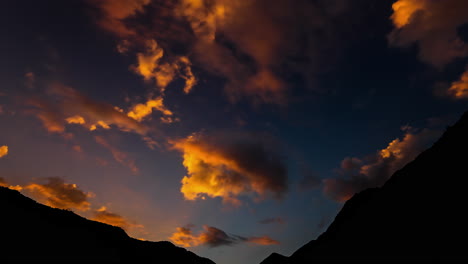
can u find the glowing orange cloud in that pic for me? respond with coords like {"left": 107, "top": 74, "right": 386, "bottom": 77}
{"left": 95, "top": 136, "right": 139, "bottom": 174}
{"left": 48, "top": 83, "right": 148, "bottom": 135}
{"left": 127, "top": 97, "right": 173, "bottom": 122}
{"left": 91, "top": 206, "right": 143, "bottom": 231}
{"left": 0, "top": 145, "right": 8, "bottom": 158}
{"left": 388, "top": 0, "right": 468, "bottom": 67}
{"left": 324, "top": 128, "right": 442, "bottom": 202}
{"left": 0, "top": 178, "right": 23, "bottom": 191}
{"left": 170, "top": 225, "right": 279, "bottom": 248}
{"left": 447, "top": 70, "right": 468, "bottom": 99}
{"left": 390, "top": 0, "right": 427, "bottom": 28}
{"left": 26, "top": 98, "right": 66, "bottom": 134}
{"left": 23, "top": 177, "right": 93, "bottom": 211}
{"left": 66, "top": 115, "right": 86, "bottom": 125}
{"left": 132, "top": 40, "right": 197, "bottom": 93}
{"left": 171, "top": 132, "right": 287, "bottom": 205}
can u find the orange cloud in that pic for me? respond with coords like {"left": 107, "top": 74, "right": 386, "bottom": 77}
{"left": 127, "top": 97, "right": 174, "bottom": 122}
{"left": 0, "top": 177, "right": 23, "bottom": 191}
{"left": 175, "top": 0, "right": 287, "bottom": 104}
{"left": 388, "top": 0, "right": 468, "bottom": 67}
{"left": 26, "top": 98, "right": 66, "bottom": 134}
{"left": 23, "top": 177, "right": 93, "bottom": 211}
{"left": 66, "top": 115, "right": 86, "bottom": 125}
{"left": 170, "top": 225, "right": 279, "bottom": 248}
{"left": 323, "top": 128, "right": 442, "bottom": 202}
{"left": 170, "top": 132, "right": 288, "bottom": 205}
{"left": 26, "top": 84, "right": 150, "bottom": 136}
{"left": 132, "top": 40, "right": 197, "bottom": 93}
{"left": 95, "top": 136, "right": 139, "bottom": 174}
{"left": 48, "top": 83, "right": 148, "bottom": 135}
{"left": 447, "top": 70, "right": 468, "bottom": 99}
{"left": 0, "top": 145, "right": 8, "bottom": 158}
{"left": 91, "top": 206, "right": 143, "bottom": 231}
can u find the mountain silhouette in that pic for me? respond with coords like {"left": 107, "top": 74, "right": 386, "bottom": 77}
{"left": 261, "top": 111, "right": 468, "bottom": 263}
{"left": 0, "top": 186, "right": 215, "bottom": 263}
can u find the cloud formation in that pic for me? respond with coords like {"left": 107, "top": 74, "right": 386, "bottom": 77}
{"left": 91, "top": 206, "right": 142, "bottom": 231}
{"left": 324, "top": 128, "right": 442, "bottom": 202}
{"left": 170, "top": 132, "right": 288, "bottom": 205}
{"left": 132, "top": 40, "right": 197, "bottom": 93}
{"left": 94, "top": 136, "right": 139, "bottom": 173}
{"left": 23, "top": 177, "right": 93, "bottom": 211}
{"left": 388, "top": 0, "right": 468, "bottom": 68}
{"left": 91, "top": 0, "right": 151, "bottom": 38}
{"left": 169, "top": 225, "right": 279, "bottom": 248}
{"left": 26, "top": 83, "right": 150, "bottom": 136}
{"left": 89, "top": 0, "right": 363, "bottom": 104}
{"left": 447, "top": 69, "right": 468, "bottom": 99}
{"left": 0, "top": 145, "right": 8, "bottom": 158}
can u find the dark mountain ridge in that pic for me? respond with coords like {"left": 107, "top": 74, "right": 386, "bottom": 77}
{"left": 0, "top": 186, "right": 215, "bottom": 263}
{"left": 261, "top": 111, "right": 468, "bottom": 263}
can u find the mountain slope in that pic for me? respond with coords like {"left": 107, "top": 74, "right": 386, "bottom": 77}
{"left": 261, "top": 111, "right": 468, "bottom": 263}
{"left": 0, "top": 186, "right": 215, "bottom": 263}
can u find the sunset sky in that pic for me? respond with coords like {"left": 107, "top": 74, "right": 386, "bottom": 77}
{"left": 1, "top": 0, "right": 468, "bottom": 263}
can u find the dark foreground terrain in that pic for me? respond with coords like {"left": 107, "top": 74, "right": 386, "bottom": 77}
{"left": 0, "top": 186, "right": 214, "bottom": 263}
{"left": 262, "top": 111, "right": 468, "bottom": 263}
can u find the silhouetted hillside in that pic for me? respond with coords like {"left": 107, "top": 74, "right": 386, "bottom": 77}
{"left": 0, "top": 186, "right": 215, "bottom": 263}
{"left": 261, "top": 111, "right": 468, "bottom": 263}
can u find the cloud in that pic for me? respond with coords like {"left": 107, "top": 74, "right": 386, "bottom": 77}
{"left": 48, "top": 83, "right": 148, "bottom": 135}
{"left": 91, "top": 206, "right": 143, "bottom": 231}
{"left": 23, "top": 177, "right": 93, "bottom": 211}
{"left": 323, "top": 128, "right": 442, "bottom": 202}
{"left": 127, "top": 96, "right": 174, "bottom": 122}
{"left": 0, "top": 145, "right": 8, "bottom": 158}
{"left": 94, "top": 136, "right": 139, "bottom": 174}
{"left": 169, "top": 225, "right": 279, "bottom": 248}
{"left": 0, "top": 177, "right": 7, "bottom": 187}
{"left": 388, "top": 0, "right": 468, "bottom": 68}
{"left": 447, "top": 69, "right": 468, "bottom": 99}
{"left": 131, "top": 40, "right": 197, "bottom": 93}
{"left": 245, "top": 236, "right": 280, "bottom": 246}
{"left": 258, "top": 217, "right": 285, "bottom": 225}
{"left": 170, "top": 132, "right": 288, "bottom": 205}
{"left": 90, "top": 0, "right": 151, "bottom": 38}
{"left": 88, "top": 0, "right": 364, "bottom": 105}
{"left": 26, "top": 98, "right": 66, "bottom": 134}
{"left": 26, "top": 83, "right": 149, "bottom": 136}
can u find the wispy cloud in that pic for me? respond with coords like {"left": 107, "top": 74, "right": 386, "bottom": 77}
{"left": 388, "top": 0, "right": 468, "bottom": 68}
{"left": 169, "top": 225, "right": 279, "bottom": 247}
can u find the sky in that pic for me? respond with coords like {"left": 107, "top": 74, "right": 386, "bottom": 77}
{"left": 1, "top": 0, "right": 468, "bottom": 263}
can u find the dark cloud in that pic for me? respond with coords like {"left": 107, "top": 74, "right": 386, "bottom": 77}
{"left": 24, "top": 177, "right": 92, "bottom": 211}
{"left": 91, "top": 206, "right": 143, "bottom": 231}
{"left": 388, "top": 0, "right": 468, "bottom": 68}
{"left": 323, "top": 128, "right": 442, "bottom": 202}
{"left": 88, "top": 0, "right": 382, "bottom": 104}
{"left": 170, "top": 132, "right": 288, "bottom": 205}
{"left": 170, "top": 225, "right": 279, "bottom": 247}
